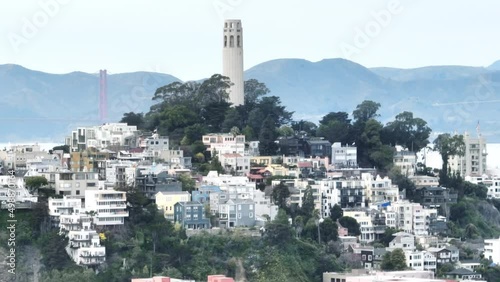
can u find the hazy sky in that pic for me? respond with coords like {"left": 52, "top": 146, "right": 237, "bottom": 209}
{"left": 1, "top": 0, "right": 500, "bottom": 81}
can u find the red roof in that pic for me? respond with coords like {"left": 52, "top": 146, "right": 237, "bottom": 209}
{"left": 222, "top": 153, "right": 242, "bottom": 158}
{"left": 247, "top": 174, "right": 264, "bottom": 180}
{"left": 128, "top": 147, "right": 144, "bottom": 153}
{"left": 298, "top": 162, "right": 313, "bottom": 168}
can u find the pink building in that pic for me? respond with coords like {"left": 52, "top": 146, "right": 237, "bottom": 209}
{"left": 131, "top": 277, "right": 170, "bottom": 282}
{"left": 338, "top": 221, "right": 349, "bottom": 237}
{"left": 207, "top": 275, "right": 235, "bottom": 282}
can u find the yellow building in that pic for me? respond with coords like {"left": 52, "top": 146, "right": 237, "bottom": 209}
{"left": 70, "top": 148, "right": 114, "bottom": 172}
{"left": 250, "top": 156, "right": 273, "bottom": 166}
{"left": 155, "top": 191, "right": 191, "bottom": 220}
{"left": 265, "top": 164, "right": 289, "bottom": 176}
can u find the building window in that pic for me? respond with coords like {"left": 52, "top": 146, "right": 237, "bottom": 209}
{"left": 230, "top": 35, "right": 234, "bottom": 47}
{"left": 76, "top": 190, "right": 80, "bottom": 195}
{"left": 238, "top": 213, "right": 242, "bottom": 219}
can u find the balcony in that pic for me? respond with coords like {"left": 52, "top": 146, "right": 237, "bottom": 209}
{"left": 98, "top": 211, "right": 129, "bottom": 217}
{"left": 80, "top": 252, "right": 105, "bottom": 258}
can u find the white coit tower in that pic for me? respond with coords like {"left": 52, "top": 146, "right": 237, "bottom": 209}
{"left": 223, "top": 19, "right": 244, "bottom": 106}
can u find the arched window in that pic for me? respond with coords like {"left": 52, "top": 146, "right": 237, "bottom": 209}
{"left": 230, "top": 35, "right": 234, "bottom": 47}
{"left": 237, "top": 35, "right": 241, "bottom": 47}
{"left": 224, "top": 36, "right": 227, "bottom": 47}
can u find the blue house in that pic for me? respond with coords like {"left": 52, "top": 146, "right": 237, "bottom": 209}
{"left": 174, "top": 201, "right": 210, "bottom": 229}
{"left": 192, "top": 185, "right": 222, "bottom": 204}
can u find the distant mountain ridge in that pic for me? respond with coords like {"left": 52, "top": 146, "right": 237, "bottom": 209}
{"left": 1, "top": 59, "right": 500, "bottom": 142}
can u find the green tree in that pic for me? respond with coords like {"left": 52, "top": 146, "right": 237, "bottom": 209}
{"left": 38, "top": 231, "right": 72, "bottom": 271}
{"left": 200, "top": 101, "right": 231, "bottom": 132}
{"left": 433, "top": 133, "right": 465, "bottom": 183}
{"left": 183, "top": 124, "right": 207, "bottom": 145}
{"left": 317, "top": 112, "right": 352, "bottom": 145}
{"left": 382, "top": 111, "right": 431, "bottom": 152}
{"left": 208, "top": 156, "right": 224, "bottom": 174}
{"left": 381, "top": 252, "right": 394, "bottom": 270}
{"left": 379, "top": 227, "right": 398, "bottom": 247}
{"left": 277, "top": 125, "right": 294, "bottom": 137}
{"left": 320, "top": 217, "right": 339, "bottom": 243}
{"left": 353, "top": 100, "right": 381, "bottom": 123}
{"left": 329, "top": 204, "right": 343, "bottom": 222}
{"left": 178, "top": 173, "right": 196, "bottom": 193}
{"left": 436, "top": 262, "right": 455, "bottom": 278}
{"left": 291, "top": 120, "right": 317, "bottom": 136}
{"left": 338, "top": 216, "right": 361, "bottom": 236}
{"left": 465, "top": 223, "right": 479, "bottom": 239}
{"left": 272, "top": 182, "right": 291, "bottom": 209}
{"left": 25, "top": 176, "right": 48, "bottom": 193}
{"left": 381, "top": 248, "right": 407, "bottom": 271}
{"left": 248, "top": 96, "right": 293, "bottom": 134}
{"left": 120, "top": 112, "right": 145, "bottom": 129}
{"left": 242, "top": 125, "right": 255, "bottom": 141}
{"left": 51, "top": 145, "right": 70, "bottom": 154}
{"left": 264, "top": 209, "right": 293, "bottom": 245}
{"left": 244, "top": 78, "right": 270, "bottom": 105}
{"left": 300, "top": 186, "right": 315, "bottom": 220}
{"left": 258, "top": 116, "right": 279, "bottom": 155}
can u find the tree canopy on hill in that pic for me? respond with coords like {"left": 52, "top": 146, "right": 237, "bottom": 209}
{"left": 119, "top": 75, "right": 436, "bottom": 171}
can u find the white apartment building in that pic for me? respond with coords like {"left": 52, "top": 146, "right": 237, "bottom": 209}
{"left": 343, "top": 210, "right": 376, "bottom": 243}
{"left": 66, "top": 229, "right": 106, "bottom": 266}
{"left": 50, "top": 196, "right": 108, "bottom": 266}
{"left": 66, "top": 123, "right": 139, "bottom": 152}
{"left": 202, "top": 171, "right": 250, "bottom": 187}
{"left": 25, "top": 155, "right": 64, "bottom": 177}
{"left": 331, "top": 142, "right": 357, "bottom": 168}
{"left": 393, "top": 148, "right": 417, "bottom": 176}
{"left": 6, "top": 148, "right": 53, "bottom": 170}
{"left": 320, "top": 177, "right": 366, "bottom": 213}
{"left": 253, "top": 190, "right": 278, "bottom": 221}
{"left": 484, "top": 237, "right": 500, "bottom": 264}
{"left": 404, "top": 250, "right": 437, "bottom": 272}
{"left": 84, "top": 190, "right": 128, "bottom": 226}
{"left": 387, "top": 232, "right": 415, "bottom": 251}
{"left": 219, "top": 153, "right": 250, "bottom": 175}
{"left": 384, "top": 210, "right": 397, "bottom": 229}
{"left": 320, "top": 180, "right": 341, "bottom": 218}
{"left": 48, "top": 196, "right": 83, "bottom": 219}
{"left": 389, "top": 201, "right": 437, "bottom": 236}
{"left": 54, "top": 171, "right": 102, "bottom": 198}
{"left": 202, "top": 133, "right": 246, "bottom": 156}
{"left": 449, "top": 132, "right": 487, "bottom": 177}
{"left": 102, "top": 160, "right": 136, "bottom": 189}
{"left": 409, "top": 175, "right": 439, "bottom": 189}
{"left": 363, "top": 173, "right": 399, "bottom": 204}
{"left": 246, "top": 141, "right": 260, "bottom": 156}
